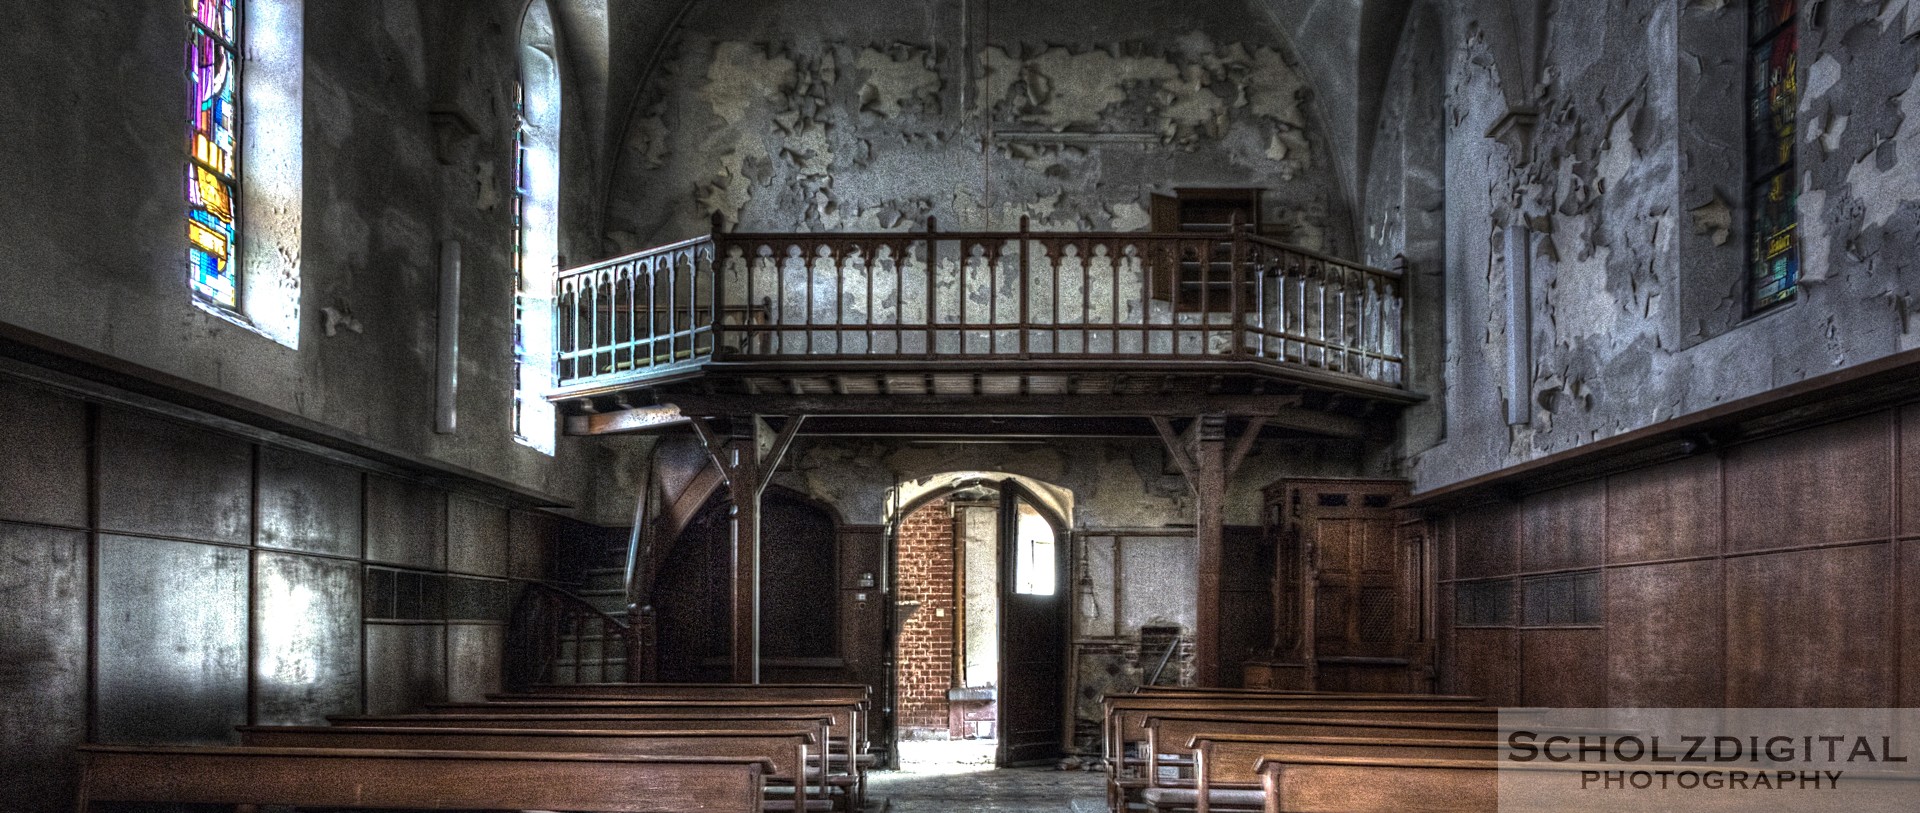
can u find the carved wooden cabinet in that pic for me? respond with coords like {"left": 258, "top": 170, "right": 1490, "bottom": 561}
{"left": 1242, "top": 478, "right": 1434, "bottom": 692}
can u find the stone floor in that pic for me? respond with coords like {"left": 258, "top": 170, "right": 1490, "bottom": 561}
{"left": 869, "top": 740, "right": 1106, "bottom": 813}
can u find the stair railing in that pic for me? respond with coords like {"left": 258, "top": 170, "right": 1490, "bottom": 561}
{"left": 505, "top": 582, "right": 638, "bottom": 688}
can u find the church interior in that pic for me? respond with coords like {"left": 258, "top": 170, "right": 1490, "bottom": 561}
{"left": 4, "top": 0, "right": 1920, "bottom": 811}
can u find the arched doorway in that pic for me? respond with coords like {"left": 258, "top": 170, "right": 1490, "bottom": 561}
{"left": 886, "top": 475, "right": 1070, "bottom": 769}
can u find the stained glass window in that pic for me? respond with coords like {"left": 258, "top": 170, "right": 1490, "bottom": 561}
{"left": 187, "top": 0, "right": 240, "bottom": 310}
{"left": 1747, "top": 0, "right": 1797, "bottom": 312}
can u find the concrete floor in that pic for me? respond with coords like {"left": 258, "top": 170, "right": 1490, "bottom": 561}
{"left": 870, "top": 740, "right": 1106, "bottom": 813}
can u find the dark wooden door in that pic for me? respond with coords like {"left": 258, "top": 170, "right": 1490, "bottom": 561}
{"left": 996, "top": 484, "right": 1066, "bottom": 766}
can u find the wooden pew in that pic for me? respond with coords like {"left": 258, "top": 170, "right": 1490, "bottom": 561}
{"left": 1171, "top": 733, "right": 1503, "bottom": 813}
{"left": 1105, "top": 695, "right": 1522, "bottom": 782}
{"left": 341, "top": 708, "right": 860, "bottom": 809}
{"left": 76, "top": 744, "right": 773, "bottom": 813}
{"left": 425, "top": 697, "right": 866, "bottom": 798}
{"left": 1121, "top": 714, "right": 1513, "bottom": 813}
{"left": 238, "top": 724, "right": 827, "bottom": 812}
{"left": 501, "top": 685, "right": 876, "bottom": 777}
{"left": 512, "top": 682, "right": 871, "bottom": 702}
{"left": 1254, "top": 755, "right": 1920, "bottom": 813}
{"left": 1103, "top": 698, "right": 1535, "bottom": 813}
{"left": 329, "top": 713, "right": 844, "bottom": 809}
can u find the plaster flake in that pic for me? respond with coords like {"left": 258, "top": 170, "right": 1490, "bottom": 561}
{"left": 1240, "top": 46, "right": 1308, "bottom": 129}
{"left": 1815, "top": 111, "right": 1851, "bottom": 155}
{"left": 1878, "top": 0, "right": 1920, "bottom": 39}
{"left": 1799, "top": 183, "right": 1833, "bottom": 282}
{"left": 704, "top": 42, "right": 797, "bottom": 129}
{"left": 697, "top": 155, "right": 754, "bottom": 229}
{"left": 780, "top": 124, "right": 836, "bottom": 180}
{"left": 856, "top": 46, "right": 942, "bottom": 119}
{"left": 1106, "top": 201, "right": 1151, "bottom": 231}
{"left": 1844, "top": 68, "right": 1920, "bottom": 229}
{"left": 1688, "top": 193, "right": 1732, "bottom": 246}
{"left": 1158, "top": 65, "right": 1228, "bottom": 144}
{"left": 1804, "top": 53, "right": 1844, "bottom": 102}
{"left": 631, "top": 115, "right": 672, "bottom": 170}
{"left": 1017, "top": 47, "right": 1181, "bottom": 131}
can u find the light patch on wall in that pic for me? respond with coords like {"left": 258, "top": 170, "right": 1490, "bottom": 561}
{"left": 1549, "top": 212, "right": 1623, "bottom": 341}
{"left": 1843, "top": 68, "right": 1920, "bottom": 229}
{"left": 856, "top": 46, "right": 941, "bottom": 119}
{"left": 1238, "top": 45, "right": 1308, "bottom": 129}
{"left": 704, "top": 42, "right": 798, "bottom": 128}
{"left": 258, "top": 580, "right": 320, "bottom": 686}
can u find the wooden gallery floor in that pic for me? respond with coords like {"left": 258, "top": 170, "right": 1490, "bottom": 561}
{"left": 870, "top": 741, "right": 1105, "bottom": 813}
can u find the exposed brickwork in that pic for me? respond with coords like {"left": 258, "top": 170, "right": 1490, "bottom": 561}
{"left": 896, "top": 499, "right": 957, "bottom": 734}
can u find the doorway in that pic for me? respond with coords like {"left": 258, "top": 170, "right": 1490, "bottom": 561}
{"left": 888, "top": 477, "right": 1068, "bottom": 769}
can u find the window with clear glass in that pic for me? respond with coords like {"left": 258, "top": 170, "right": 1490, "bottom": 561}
{"left": 513, "top": 0, "right": 560, "bottom": 453}
{"left": 1012, "top": 500, "right": 1056, "bottom": 596}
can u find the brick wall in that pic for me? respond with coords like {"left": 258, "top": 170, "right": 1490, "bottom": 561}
{"left": 896, "top": 498, "right": 956, "bottom": 734}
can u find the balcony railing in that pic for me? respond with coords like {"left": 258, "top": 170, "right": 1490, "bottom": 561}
{"left": 553, "top": 219, "right": 1404, "bottom": 395}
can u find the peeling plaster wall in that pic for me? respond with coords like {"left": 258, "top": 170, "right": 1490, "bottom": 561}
{"left": 1397, "top": 0, "right": 1920, "bottom": 491}
{"left": 602, "top": 0, "right": 1355, "bottom": 255}
{"left": 0, "top": 1, "right": 628, "bottom": 517}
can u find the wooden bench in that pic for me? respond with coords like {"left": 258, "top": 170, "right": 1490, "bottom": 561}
{"left": 1103, "top": 698, "right": 1535, "bottom": 813}
{"left": 1167, "top": 733, "right": 1505, "bottom": 813}
{"left": 76, "top": 744, "right": 772, "bottom": 813}
{"left": 365, "top": 704, "right": 863, "bottom": 809}
{"left": 239, "top": 724, "right": 826, "bottom": 812}
{"left": 1105, "top": 695, "right": 1489, "bottom": 768}
{"left": 1254, "top": 755, "right": 1920, "bottom": 813}
{"left": 503, "top": 685, "right": 875, "bottom": 771}
{"left": 1105, "top": 696, "right": 1522, "bottom": 779}
{"left": 330, "top": 713, "right": 845, "bottom": 809}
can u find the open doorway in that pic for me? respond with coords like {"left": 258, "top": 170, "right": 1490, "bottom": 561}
{"left": 889, "top": 477, "right": 1068, "bottom": 770}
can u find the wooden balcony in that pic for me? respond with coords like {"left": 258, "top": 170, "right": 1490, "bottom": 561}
{"left": 549, "top": 219, "right": 1419, "bottom": 438}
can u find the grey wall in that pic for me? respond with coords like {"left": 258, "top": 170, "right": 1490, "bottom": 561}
{"left": 1392, "top": 0, "right": 1920, "bottom": 491}
{"left": 0, "top": 374, "right": 585, "bottom": 813}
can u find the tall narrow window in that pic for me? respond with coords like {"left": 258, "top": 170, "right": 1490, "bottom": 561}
{"left": 187, "top": 0, "right": 241, "bottom": 310}
{"left": 1747, "top": 0, "right": 1798, "bottom": 313}
{"left": 513, "top": 0, "right": 560, "bottom": 453}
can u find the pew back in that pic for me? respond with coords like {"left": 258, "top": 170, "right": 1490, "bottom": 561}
{"left": 76, "top": 744, "right": 772, "bottom": 813}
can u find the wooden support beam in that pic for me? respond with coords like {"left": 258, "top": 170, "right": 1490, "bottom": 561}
{"left": 689, "top": 415, "right": 808, "bottom": 684}
{"left": 1154, "top": 414, "right": 1265, "bottom": 687}
{"left": 1190, "top": 415, "right": 1228, "bottom": 687}
{"left": 659, "top": 393, "right": 1363, "bottom": 435}
{"left": 565, "top": 404, "right": 690, "bottom": 435}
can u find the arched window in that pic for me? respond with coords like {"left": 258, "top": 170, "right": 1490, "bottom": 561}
{"left": 513, "top": 0, "right": 561, "bottom": 453}
{"left": 186, "top": 0, "right": 302, "bottom": 347}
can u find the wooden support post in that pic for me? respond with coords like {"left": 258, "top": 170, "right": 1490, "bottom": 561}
{"left": 1154, "top": 414, "right": 1264, "bottom": 687}
{"left": 690, "top": 415, "right": 806, "bottom": 684}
